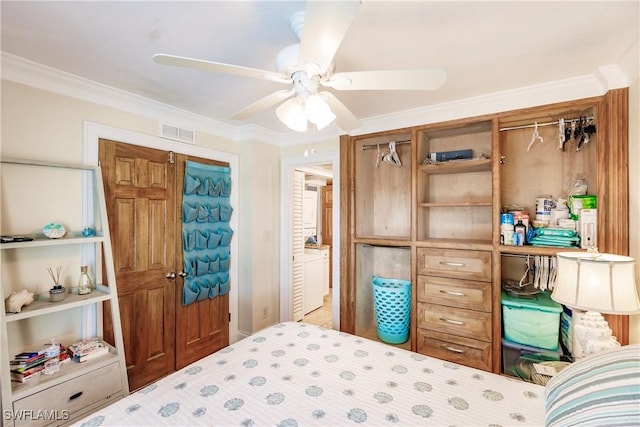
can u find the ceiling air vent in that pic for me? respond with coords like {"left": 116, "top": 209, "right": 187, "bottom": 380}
{"left": 160, "top": 123, "right": 195, "bottom": 144}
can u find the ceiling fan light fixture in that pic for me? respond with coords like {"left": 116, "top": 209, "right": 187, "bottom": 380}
{"left": 305, "top": 94, "right": 336, "bottom": 130}
{"left": 276, "top": 98, "right": 308, "bottom": 132}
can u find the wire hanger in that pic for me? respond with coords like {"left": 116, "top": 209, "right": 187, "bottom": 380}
{"left": 519, "top": 255, "right": 532, "bottom": 287}
{"left": 527, "top": 122, "right": 544, "bottom": 152}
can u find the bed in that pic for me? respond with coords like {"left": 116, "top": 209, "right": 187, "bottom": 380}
{"left": 73, "top": 322, "right": 639, "bottom": 427}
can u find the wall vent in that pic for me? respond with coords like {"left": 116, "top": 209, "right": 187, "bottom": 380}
{"left": 160, "top": 123, "right": 196, "bottom": 144}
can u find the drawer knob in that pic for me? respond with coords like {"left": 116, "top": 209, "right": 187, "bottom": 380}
{"left": 69, "top": 391, "right": 83, "bottom": 401}
{"left": 439, "top": 317, "right": 465, "bottom": 326}
{"left": 439, "top": 261, "right": 465, "bottom": 267}
{"left": 441, "top": 344, "right": 465, "bottom": 354}
{"left": 439, "top": 290, "right": 466, "bottom": 297}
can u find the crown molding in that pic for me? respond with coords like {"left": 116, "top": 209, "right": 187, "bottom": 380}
{"left": 1, "top": 52, "right": 628, "bottom": 146}
{"left": 354, "top": 73, "right": 610, "bottom": 137}
{"left": 0, "top": 52, "right": 248, "bottom": 141}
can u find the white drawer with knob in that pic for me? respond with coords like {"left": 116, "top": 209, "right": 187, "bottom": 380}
{"left": 12, "top": 362, "right": 123, "bottom": 427}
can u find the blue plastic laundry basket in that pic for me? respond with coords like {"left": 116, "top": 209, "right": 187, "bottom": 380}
{"left": 372, "top": 275, "right": 411, "bottom": 344}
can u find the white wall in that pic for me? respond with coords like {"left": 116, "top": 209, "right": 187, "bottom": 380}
{"left": 238, "top": 140, "right": 281, "bottom": 334}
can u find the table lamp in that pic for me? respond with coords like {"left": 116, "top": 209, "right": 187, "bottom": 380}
{"left": 552, "top": 251, "right": 640, "bottom": 359}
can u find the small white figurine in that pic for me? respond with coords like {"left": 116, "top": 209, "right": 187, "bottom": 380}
{"left": 4, "top": 289, "right": 34, "bottom": 313}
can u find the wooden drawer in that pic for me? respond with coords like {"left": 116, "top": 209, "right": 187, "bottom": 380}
{"left": 417, "top": 275, "right": 491, "bottom": 312}
{"left": 417, "top": 328, "right": 492, "bottom": 371}
{"left": 417, "top": 302, "right": 492, "bottom": 342}
{"left": 417, "top": 248, "right": 491, "bottom": 281}
{"left": 13, "top": 362, "right": 123, "bottom": 427}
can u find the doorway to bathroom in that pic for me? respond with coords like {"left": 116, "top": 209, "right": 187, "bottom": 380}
{"left": 280, "top": 152, "right": 340, "bottom": 329}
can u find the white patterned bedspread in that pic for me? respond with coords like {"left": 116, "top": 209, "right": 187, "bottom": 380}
{"left": 75, "top": 322, "right": 545, "bottom": 426}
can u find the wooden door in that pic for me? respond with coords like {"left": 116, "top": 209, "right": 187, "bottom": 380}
{"left": 100, "top": 140, "right": 176, "bottom": 391}
{"left": 174, "top": 153, "right": 229, "bottom": 369}
{"left": 100, "top": 142, "right": 231, "bottom": 389}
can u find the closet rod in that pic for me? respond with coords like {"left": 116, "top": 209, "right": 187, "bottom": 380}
{"left": 500, "top": 253, "right": 555, "bottom": 259}
{"left": 361, "top": 139, "right": 411, "bottom": 150}
{"left": 499, "top": 116, "right": 595, "bottom": 132}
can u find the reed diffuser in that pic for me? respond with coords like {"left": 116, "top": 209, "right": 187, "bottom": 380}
{"left": 48, "top": 266, "right": 66, "bottom": 302}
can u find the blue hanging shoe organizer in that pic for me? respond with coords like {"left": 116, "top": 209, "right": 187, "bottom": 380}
{"left": 181, "top": 160, "right": 233, "bottom": 306}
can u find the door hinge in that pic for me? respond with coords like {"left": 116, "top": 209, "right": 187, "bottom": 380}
{"left": 228, "top": 312, "right": 231, "bottom": 322}
{"left": 168, "top": 151, "right": 175, "bottom": 164}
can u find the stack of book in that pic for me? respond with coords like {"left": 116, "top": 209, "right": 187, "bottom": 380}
{"left": 10, "top": 351, "right": 46, "bottom": 382}
{"left": 10, "top": 346, "right": 68, "bottom": 383}
{"left": 67, "top": 338, "right": 109, "bottom": 363}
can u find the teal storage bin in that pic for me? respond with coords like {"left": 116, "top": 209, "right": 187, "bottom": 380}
{"left": 501, "top": 291, "right": 562, "bottom": 350}
{"left": 372, "top": 275, "right": 411, "bottom": 344}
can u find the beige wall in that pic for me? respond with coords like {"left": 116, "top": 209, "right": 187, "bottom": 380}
{"left": 3, "top": 74, "right": 639, "bottom": 344}
{"left": 238, "top": 139, "right": 282, "bottom": 333}
{"left": 0, "top": 80, "right": 272, "bottom": 340}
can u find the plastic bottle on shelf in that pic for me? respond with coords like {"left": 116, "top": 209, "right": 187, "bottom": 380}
{"left": 44, "top": 338, "right": 60, "bottom": 375}
{"left": 514, "top": 220, "right": 526, "bottom": 246}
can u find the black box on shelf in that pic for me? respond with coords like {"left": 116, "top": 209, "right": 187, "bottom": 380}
{"left": 426, "top": 149, "right": 473, "bottom": 163}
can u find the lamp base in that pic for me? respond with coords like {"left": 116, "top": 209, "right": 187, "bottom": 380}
{"left": 573, "top": 310, "right": 620, "bottom": 359}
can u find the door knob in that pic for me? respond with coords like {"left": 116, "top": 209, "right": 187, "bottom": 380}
{"left": 178, "top": 271, "right": 188, "bottom": 278}
{"left": 166, "top": 272, "right": 176, "bottom": 279}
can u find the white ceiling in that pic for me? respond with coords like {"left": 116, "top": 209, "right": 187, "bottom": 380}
{"left": 1, "top": 1, "right": 638, "bottom": 140}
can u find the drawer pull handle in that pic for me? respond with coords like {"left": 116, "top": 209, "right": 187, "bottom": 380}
{"left": 440, "top": 290, "right": 466, "bottom": 297}
{"left": 69, "top": 391, "right": 83, "bottom": 401}
{"left": 440, "top": 317, "right": 465, "bottom": 326}
{"left": 440, "top": 261, "right": 465, "bottom": 267}
{"left": 441, "top": 344, "right": 465, "bottom": 354}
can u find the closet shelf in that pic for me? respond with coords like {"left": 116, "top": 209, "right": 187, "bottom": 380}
{"left": 354, "top": 236, "right": 412, "bottom": 247}
{"left": 499, "top": 245, "right": 585, "bottom": 257}
{"left": 416, "top": 238, "right": 493, "bottom": 251}
{"left": 418, "top": 201, "right": 492, "bottom": 208}
{"left": 417, "top": 157, "right": 491, "bottom": 175}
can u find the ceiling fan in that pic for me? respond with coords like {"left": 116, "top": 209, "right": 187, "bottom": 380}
{"left": 153, "top": 0, "right": 446, "bottom": 132}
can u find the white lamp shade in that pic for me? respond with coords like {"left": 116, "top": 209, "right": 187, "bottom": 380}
{"left": 276, "top": 98, "right": 308, "bottom": 132}
{"left": 305, "top": 94, "right": 336, "bottom": 130}
{"left": 553, "top": 252, "right": 640, "bottom": 314}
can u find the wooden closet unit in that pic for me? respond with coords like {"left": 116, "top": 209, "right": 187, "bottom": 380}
{"left": 340, "top": 89, "right": 630, "bottom": 374}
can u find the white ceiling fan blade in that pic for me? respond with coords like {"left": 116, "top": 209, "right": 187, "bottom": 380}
{"left": 153, "top": 53, "right": 290, "bottom": 83}
{"left": 230, "top": 89, "right": 295, "bottom": 120}
{"left": 320, "top": 91, "right": 362, "bottom": 131}
{"left": 325, "top": 69, "right": 447, "bottom": 91}
{"left": 298, "top": 0, "right": 360, "bottom": 74}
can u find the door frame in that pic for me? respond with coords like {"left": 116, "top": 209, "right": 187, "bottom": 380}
{"left": 280, "top": 152, "right": 340, "bottom": 329}
{"left": 82, "top": 121, "right": 239, "bottom": 343}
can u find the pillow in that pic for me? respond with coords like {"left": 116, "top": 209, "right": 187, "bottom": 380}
{"left": 545, "top": 344, "right": 640, "bottom": 426}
